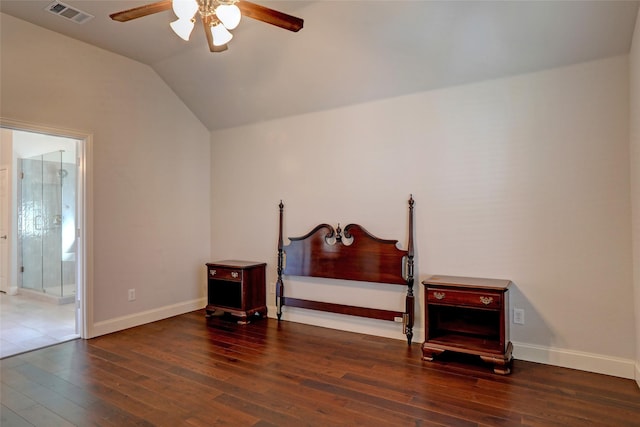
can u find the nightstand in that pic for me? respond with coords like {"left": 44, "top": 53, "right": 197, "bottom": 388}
{"left": 422, "top": 275, "right": 513, "bottom": 374}
{"left": 205, "top": 260, "right": 267, "bottom": 324}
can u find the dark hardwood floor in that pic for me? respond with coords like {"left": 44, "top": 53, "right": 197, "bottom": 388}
{"left": 2, "top": 310, "right": 639, "bottom": 426}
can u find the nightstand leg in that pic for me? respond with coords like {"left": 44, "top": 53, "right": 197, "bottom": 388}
{"left": 421, "top": 344, "right": 444, "bottom": 361}
{"left": 480, "top": 342, "right": 513, "bottom": 375}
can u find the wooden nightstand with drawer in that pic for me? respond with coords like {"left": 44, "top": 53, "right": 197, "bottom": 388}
{"left": 205, "top": 260, "right": 267, "bottom": 324}
{"left": 422, "top": 275, "right": 513, "bottom": 374}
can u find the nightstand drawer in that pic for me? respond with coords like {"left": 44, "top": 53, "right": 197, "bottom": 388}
{"left": 427, "top": 288, "right": 502, "bottom": 309}
{"left": 208, "top": 267, "right": 242, "bottom": 282}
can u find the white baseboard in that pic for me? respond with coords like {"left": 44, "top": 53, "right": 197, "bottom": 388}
{"left": 89, "top": 298, "right": 206, "bottom": 338}
{"left": 510, "top": 341, "right": 636, "bottom": 379}
{"left": 267, "top": 304, "right": 423, "bottom": 344}
{"left": 269, "top": 305, "right": 637, "bottom": 380}
{"left": 88, "top": 302, "right": 638, "bottom": 382}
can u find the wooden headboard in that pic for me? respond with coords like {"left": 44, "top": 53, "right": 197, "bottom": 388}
{"left": 276, "top": 196, "right": 415, "bottom": 345}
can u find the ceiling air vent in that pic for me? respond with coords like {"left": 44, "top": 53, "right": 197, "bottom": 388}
{"left": 46, "top": 1, "right": 94, "bottom": 24}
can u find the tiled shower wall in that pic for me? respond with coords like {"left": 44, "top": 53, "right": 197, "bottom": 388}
{"left": 18, "top": 154, "right": 76, "bottom": 297}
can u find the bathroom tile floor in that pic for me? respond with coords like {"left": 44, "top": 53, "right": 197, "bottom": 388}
{"left": 0, "top": 292, "right": 77, "bottom": 359}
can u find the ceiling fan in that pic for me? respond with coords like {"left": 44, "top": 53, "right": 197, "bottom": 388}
{"left": 110, "top": 0, "right": 303, "bottom": 53}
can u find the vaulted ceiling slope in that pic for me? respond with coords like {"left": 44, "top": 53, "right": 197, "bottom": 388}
{"left": 1, "top": 1, "right": 639, "bottom": 131}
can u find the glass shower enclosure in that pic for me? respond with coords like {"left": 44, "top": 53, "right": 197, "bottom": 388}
{"left": 18, "top": 150, "right": 76, "bottom": 301}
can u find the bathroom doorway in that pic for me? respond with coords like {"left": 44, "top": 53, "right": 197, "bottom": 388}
{"left": 0, "top": 123, "right": 88, "bottom": 357}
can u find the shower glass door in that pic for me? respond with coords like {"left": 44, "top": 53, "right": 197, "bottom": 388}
{"left": 19, "top": 150, "right": 76, "bottom": 299}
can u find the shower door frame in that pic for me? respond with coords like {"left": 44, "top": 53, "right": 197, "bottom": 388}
{"left": 19, "top": 149, "right": 73, "bottom": 297}
{"left": 1, "top": 118, "right": 91, "bottom": 339}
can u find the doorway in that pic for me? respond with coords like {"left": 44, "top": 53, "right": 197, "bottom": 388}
{"left": 0, "top": 123, "right": 88, "bottom": 358}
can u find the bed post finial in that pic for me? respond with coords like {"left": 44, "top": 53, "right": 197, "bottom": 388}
{"left": 405, "top": 194, "right": 415, "bottom": 345}
{"left": 408, "top": 195, "right": 414, "bottom": 258}
{"left": 277, "top": 200, "right": 285, "bottom": 320}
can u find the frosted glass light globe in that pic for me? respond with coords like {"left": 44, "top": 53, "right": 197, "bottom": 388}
{"left": 211, "top": 23, "right": 233, "bottom": 46}
{"left": 170, "top": 18, "right": 195, "bottom": 40}
{"left": 216, "top": 4, "right": 241, "bottom": 30}
{"left": 172, "top": 0, "right": 198, "bottom": 20}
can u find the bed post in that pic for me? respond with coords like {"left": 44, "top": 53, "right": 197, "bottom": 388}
{"left": 405, "top": 195, "right": 415, "bottom": 345}
{"left": 276, "top": 200, "right": 285, "bottom": 320}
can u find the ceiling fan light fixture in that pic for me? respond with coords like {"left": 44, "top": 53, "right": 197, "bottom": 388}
{"left": 172, "top": 0, "right": 198, "bottom": 20}
{"left": 170, "top": 18, "right": 195, "bottom": 41}
{"left": 216, "top": 4, "right": 241, "bottom": 30}
{"left": 211, "top": 22, "right": 233, "bottom": 46}
{"left": 110, "top": 0, "right": 304, "bottom": 53}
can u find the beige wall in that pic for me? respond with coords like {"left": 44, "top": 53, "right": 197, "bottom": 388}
{"left": 630, "top": 8, "right": 640, "bottom": 386}
{"left": 211, "top": 55, "right": 634, "bottom": 377}
{"left": 0, "top": 13, "right": 211, "bottom": 336}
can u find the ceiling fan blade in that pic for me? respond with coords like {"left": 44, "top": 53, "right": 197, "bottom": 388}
{"left": 238, "top": 1, "right": 303, "bottom": 32}
{"left": 110, "top": 0, "right": 172, "bottom": 22}
{"left": 202, "top": 16, "right": 229, "bottom": 53}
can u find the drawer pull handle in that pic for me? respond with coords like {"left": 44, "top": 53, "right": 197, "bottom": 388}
{"left": 434, "top": 292, "right": 445, "bottom": 300}
{"left": 210, "top": 269, "right": 216, "bottom": 276}
{"left": 480, "top": 296, "right": 493, "bottom": 305}
{"left": 231, "top": 271, "right": 239, "bottom": 278}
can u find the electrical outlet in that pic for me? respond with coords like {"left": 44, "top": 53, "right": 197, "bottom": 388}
{"left": 269, "top": 282, "right": 276, "bottom": 294}
{"left": 513, "top": 308, "right": 524, "bottom": 325}
{"left": 128, "top": 288, "right": 136, "bottom": 301}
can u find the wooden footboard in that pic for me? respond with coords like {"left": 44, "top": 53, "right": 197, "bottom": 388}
{"left": 276, "top": 196, "right": 415, "bottom": 345}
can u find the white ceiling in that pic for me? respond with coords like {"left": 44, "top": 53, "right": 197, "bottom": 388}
{"left": 1, "top": 0, "right": 638, "bottom": 131}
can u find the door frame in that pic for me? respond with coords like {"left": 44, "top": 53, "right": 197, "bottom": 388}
{"left": 0, "top": 168, "right": 8, "bottom": 294}
{"left": 0, "top": 117, "right": 92, "bottom": 339}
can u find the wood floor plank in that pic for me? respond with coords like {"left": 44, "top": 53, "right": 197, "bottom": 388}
{"left": 2, "top": 360, "right": 142, "bottom": 427}
{"left": 2, "top": 310, "right": 639, "bottom": 426}
{"left": 1, "top": 404, "right": 35, "bottom": 427}
{"left": 2, "top": 366, "right": 98, "bottom": 425}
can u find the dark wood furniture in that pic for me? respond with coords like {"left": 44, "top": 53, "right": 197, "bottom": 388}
{"left": 205, "top": 260, "right": 267, "bottom": 324}
{"left": 276, "top": 196, "right": 415, "bottom": 344}
{"left": 422, "top": 275, "right": 513, "bottom": 374}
